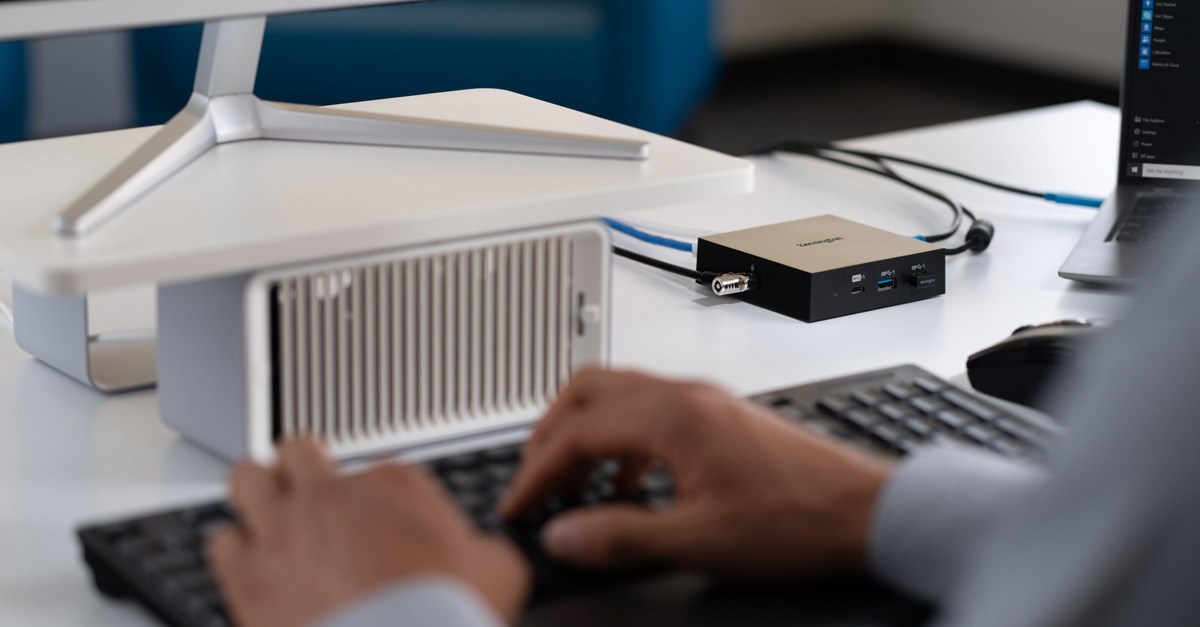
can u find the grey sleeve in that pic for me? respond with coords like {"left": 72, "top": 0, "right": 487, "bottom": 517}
{"left": 868, "top": 445, "right": 1044, "bottom": 602}
{"left": 313, "top": 576, "right": 504, "bottom": 627}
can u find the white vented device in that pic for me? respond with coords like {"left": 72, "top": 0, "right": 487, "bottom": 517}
{"left": 157, "top": 221, "right": 610, "bottom": 462}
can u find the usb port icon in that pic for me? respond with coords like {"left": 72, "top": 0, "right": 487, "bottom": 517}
{"left": 876, "top": 278, "right": 896, "bottom": 292}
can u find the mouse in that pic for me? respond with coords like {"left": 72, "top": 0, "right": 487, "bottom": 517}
{"left": 967, "top": 320, "right": 1101, "bottom": 411}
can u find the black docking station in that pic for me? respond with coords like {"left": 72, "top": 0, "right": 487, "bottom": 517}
{"left": 696, "top": 215, "right": 945, "bottom": 322}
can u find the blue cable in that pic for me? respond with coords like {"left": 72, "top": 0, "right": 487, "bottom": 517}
{"left": 601, "top": 218, "right": 694, "bottom": 253}
{"left": 1044, "top": 193, "right": 1105, "bottom": 208}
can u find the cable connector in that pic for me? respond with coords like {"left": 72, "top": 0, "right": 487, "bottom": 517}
{"left": 704, "top": 272, "right": 758, "bottom": 296}
{"left": 964, "top": 220, "right": 995, "bottom": 253}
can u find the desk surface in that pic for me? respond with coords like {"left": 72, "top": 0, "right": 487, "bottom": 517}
{"left": 0, "top": 100, "right": 1124, "bottom": 626}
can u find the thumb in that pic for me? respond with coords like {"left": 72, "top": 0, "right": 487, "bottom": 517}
{"left": 541, "top": 503, "right": 696, "bottom": 570}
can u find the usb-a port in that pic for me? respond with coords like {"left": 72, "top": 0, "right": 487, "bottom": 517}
{"left": 876, "top": 278, "right": 896, "bottom": 292}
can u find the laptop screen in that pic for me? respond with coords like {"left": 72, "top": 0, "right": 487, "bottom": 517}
{"left": 1121, "top": 0, "right": 1200, "bottom": 183}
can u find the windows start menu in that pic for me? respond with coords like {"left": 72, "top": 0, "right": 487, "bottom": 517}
{"left": 1126, "top": 0, "right": 1200, "bottom": 181}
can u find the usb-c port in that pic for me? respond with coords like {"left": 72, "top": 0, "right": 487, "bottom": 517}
{"left": 851, "top": 286, "right": 865, "bottom": 295}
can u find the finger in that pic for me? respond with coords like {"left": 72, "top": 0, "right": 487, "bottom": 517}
{"left": 228, "top": 462, "right": 283, "bottom": 537}
{"left": 362, "top": 463, "right": 475, "bottom": 530}
{"left": 206, "top": 524, "right": 248, "bottom": 577}
{"left": 276, "top": 437, "right": 337, "bottom": 492}
{"left": 540, "top": 503, "right": 698, "bottom": 570}
{"left": 501, "top": 397, "right": 680, "bottom": 519}
{"left": 364, "top": 461, "right": 445, "bottom": 498}
{"left": 501, "top": 434, "right": 585, "bottom": 520}
{"left": 206, "top": 526, "right": 259, "bottom": 627}
{"left": 524, "top": 367, "right": 615, "bottom": 457}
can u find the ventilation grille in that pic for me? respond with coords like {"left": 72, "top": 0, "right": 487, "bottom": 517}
{"left": 270, "top": 235, "right": 575, "bottom": 445}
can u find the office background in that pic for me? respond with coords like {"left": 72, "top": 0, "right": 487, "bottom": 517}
{"left": 0, "top": 0, "right": 1122, "bottom": 151}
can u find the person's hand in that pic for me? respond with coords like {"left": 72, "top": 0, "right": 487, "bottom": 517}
{"left": 207, "top": 439, "right": 529, "bottom": 627}
{"left": 500, "top": 368, "right": 893, "bottom": 580}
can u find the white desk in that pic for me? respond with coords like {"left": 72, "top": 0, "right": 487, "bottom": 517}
{"left": 0, "top": 100, "right": 1125, "bottom": 625}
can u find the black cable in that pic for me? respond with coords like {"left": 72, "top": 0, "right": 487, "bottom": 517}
{"left": 757, "top": 140, "right": 1044, "bottom": 200}
{"left": 612, "top": 246, "right": 757, "bottom": 294}
{"left": 613, "top": 246, "right": 700, "bottom": 280}
{"left": 752, "top": 142, "right": 994, "bottom": 255}
{"left": 801, "top": 150, "right": 966, "bottom": 243}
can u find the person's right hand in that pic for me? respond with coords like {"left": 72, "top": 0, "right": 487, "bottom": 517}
{"left": 499, "top": 367, "right": 893, "bottom": 580}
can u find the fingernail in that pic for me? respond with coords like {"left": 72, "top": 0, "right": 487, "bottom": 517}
{"left": 542, "top": 519, "right": 582, "bottom": 559}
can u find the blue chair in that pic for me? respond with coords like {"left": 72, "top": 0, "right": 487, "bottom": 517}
{"left": 0, "top": 41, "right": 27, "bottom": 143}
{"left": 132, "top": 0, "right": 716, "bottom": 135}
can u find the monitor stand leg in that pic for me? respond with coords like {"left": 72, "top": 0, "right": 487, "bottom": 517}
{"left": 12, "top": 286, "right": 157, "bottom": 393}
{"left": 52, "top": 16, "right": 650, "bottom": 238}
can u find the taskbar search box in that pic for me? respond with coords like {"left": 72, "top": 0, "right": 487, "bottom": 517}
{"left": 1138, "top": 163, "right": 1200, "bottom": 181}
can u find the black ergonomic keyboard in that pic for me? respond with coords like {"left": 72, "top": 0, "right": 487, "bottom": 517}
{"left": 78, "top": 364, "right": 1049, "bottom": 627}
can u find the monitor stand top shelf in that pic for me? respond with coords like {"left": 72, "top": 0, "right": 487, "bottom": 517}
{"left": 0, "top": 89, "right": 753, "bottom": 294}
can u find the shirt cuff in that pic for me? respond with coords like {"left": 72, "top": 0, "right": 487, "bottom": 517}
{"left": 868, "top": 445, "right": 1045, "bottom": 602}
{"left": 314, "top": 576, "right": 504, "bottom": 627}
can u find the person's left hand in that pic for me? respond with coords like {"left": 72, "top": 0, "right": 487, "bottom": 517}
{"left": 206, "top": 439, "right": 530, "bottom": 627}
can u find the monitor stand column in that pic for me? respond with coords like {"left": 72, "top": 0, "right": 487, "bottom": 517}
{"left": 13, "top": 285, "right": 157, "bottom": 392}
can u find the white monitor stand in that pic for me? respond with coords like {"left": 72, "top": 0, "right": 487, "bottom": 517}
{"left": 55, "top": 17, "right": 649, "bottom": 237}
{"left": 18, "top": 15, "right": 650, "bottom": 393}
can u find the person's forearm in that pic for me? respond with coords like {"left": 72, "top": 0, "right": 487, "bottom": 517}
{"left": 869, "top": 446, "right": 1045, "bottom": 602}
{"left": 314, "top": 577, "right": 504, "bottom": 627}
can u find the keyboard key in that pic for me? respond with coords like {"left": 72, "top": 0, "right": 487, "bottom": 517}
{"left": 882, "top": 382, "right": 921, "bottom": 400}
{"left": 851, "top": 389, "right": 888, "bottom": 407}
{"left": 842, "top": 408, "right": 882, "bottom": 430}
{"left": 764, "top": 395, "right": 793, "bottom": 408}
{"left": 114, "top": 537, "right": 155, "bottom": 559}
{"left": 941, "top": 389, "right": 1000, "bottom": 421}
{"left": 878, "top": 402, "right": 915, "bottom": 422}
{"left": 482, "top": 447, "right": 520, "bottom": 464}
{"left": 995, "top": 418, "right": 1039, "bottom": 443}
{"left": 446, "top": 469, "right": 491, "bottom": 492}
{"left": 816, "top": 397, "right": 855, "bottom": 417}
{"left": 901, "top": 418, "right": 935, "bottom": 439}
{"left": 776, "top": 404, "right": 809, "bottom": 421}
{"left": 438, "top": 453, "right": 480, "bottom": 470}
{"left": 869, "top": 424, "right": 905, "bottom": 448}
{"left": 934, "top": 409, "right": 971, "bottom": 431}
{"left": 485, "top": 462, "right": 516, "bottom": 484}
{"left": 142, "top": 551, "right": 202, "bottom": 574}
{"left": 912, "top": 377, "right": 947, "bottom": 394}
{"left": 963, "top": 424, "right": 998, "bottom": 445}
{"left": 909, "top": 396, "right": 946, "bottom": 415}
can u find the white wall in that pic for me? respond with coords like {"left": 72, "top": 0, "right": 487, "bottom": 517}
{"left": 891, "top": 0, "right": 1126, "bottom": 84}
{"left": 718, "top": 0, "right": 889, "bottom": 56}
{"left": 718, "top": 0, "right": 1127, "bottom": 83}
